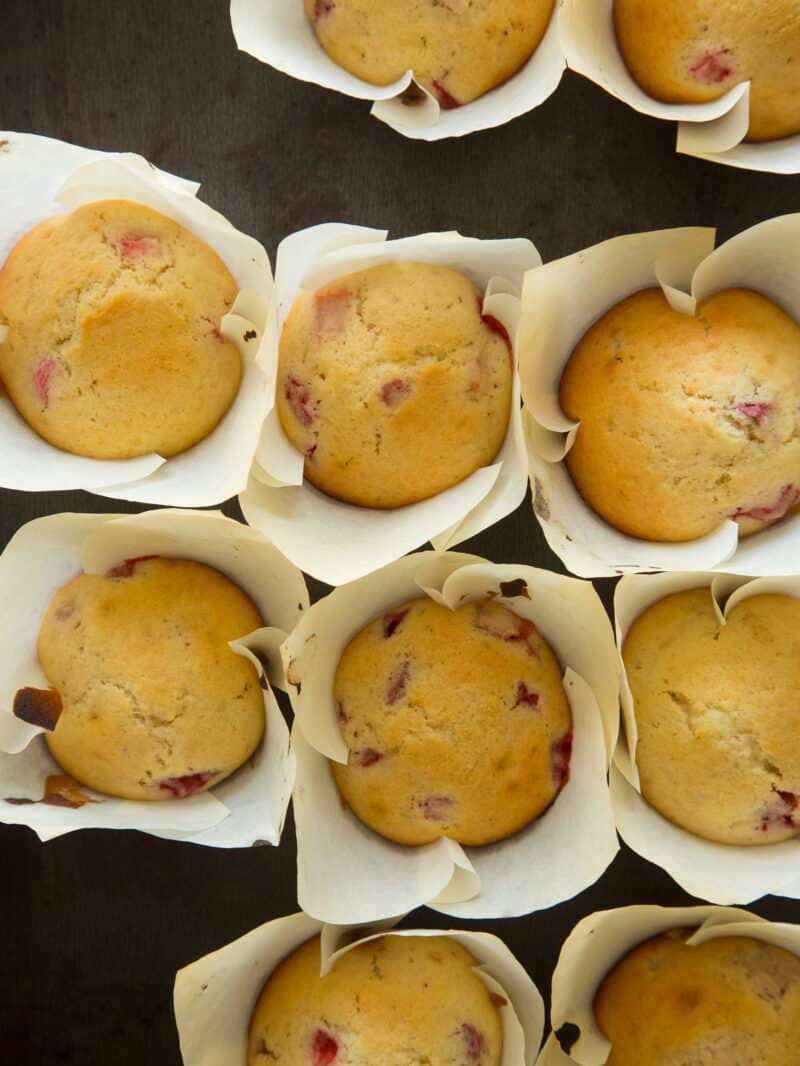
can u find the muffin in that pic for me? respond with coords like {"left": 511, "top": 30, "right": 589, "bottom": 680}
{"left": 247, "top": 933, "right": 503, "bottom": 1066}
{"left": 304, "top": 0, "right": 555, "bottom": 109}
{"left": 0, "top": 199, "right": 241, "bottom": 459}
{"left": 622, "top": 587, "right": 800, "bottom": 845}
{"left": 277, "top": 261, "right": 513, "bottom": 509}
{"left": 34, "top": 556, "right": 264, "bottom": 800}
{"left": 595, "top": 926, "right": 800, "bottom": 1064}
{"left": 613, "top": 1, "right": 800, "bottom": 142}
{"left": 332, "top": 596, "right": 572, "bottom": 846}
{"left": 559, "top": 287, "right": 800, "bottom": 542}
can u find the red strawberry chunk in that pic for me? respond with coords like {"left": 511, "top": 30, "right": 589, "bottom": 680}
{"left": 118, "top": 233, "right": 161, "bottom": 260}
{"left": 313, "top": 0, "right": 335, "bottom": 18}
{"left": 379, "top": 378, "right": 411, "bottom": 408}
{"left": 34, "top": 357, "right": 56, "bottom": 408}
{"left": 382, "top": 607, "right": 410, "bottom": 638}
{"left": 476, "top": 297, "right": 513, "bottom": 366}
{"left": 356, "top": 748, "right": 383, "bottom": 767}
{"left": 430, "top": 80, "right": 461, "bottom": 110}
{"left": 55, "top": 600, "right": 75, "bottom": 621}
{"left": 513, "top": 681, "right": 539, "bottom": 709}
{"left": 462, "top": 1023, "right": 486, "bottom": 1063}
{"left": 285, "top": 376, "right": 315, "bottom": 427}
{"left": 551, "top": 731, "right": 573, "bottom": 790}
{"left": 386, "top": 659, "right": 410, "bottom": 705}
{"left": 107, "top": 555, "right": 159, "bottom": 578}
{"left": 732, "top": 484, "right": 800, "bottom": 525}
{"left": 313, "top": 288, "right": 351, "bottom": 336}
{"left": 736, "top": 401, "right": 770, "bottom": 425}
{"left": 422, "top": 794, "right": 453, "bottom": 821}
{"left": 312, "top": 1029, "right": 338, "bottom": 1066}
{"left": 760, "top": 787, "right": 800, "bottom": 831}
{"left": 158, "top": 770, "right": 218, "bottom": 798}
{"left": 690, "top": 49, "right": 734, "bottom": 84}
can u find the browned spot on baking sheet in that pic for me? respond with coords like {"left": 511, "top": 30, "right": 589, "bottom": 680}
{"left": 43, "top": 775, "right": 98, "bottom": 808}
{"left": 499, "top": 578, "right": 529, "bottom": 599}
{"left": 533, "top": 477, "right": 550, "bottom": 520}
{"left": 398, "top": 82, "right": 427, "bottom": 107}
{"left": 6, "top": 774, "right": 98, "bottom": 809}
{"left": 13, "top": 686, "right": 62, "bottom": 731}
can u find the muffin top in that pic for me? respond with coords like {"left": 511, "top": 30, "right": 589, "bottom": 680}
{"left": 595, "top": 927, "right": 800, "bottom": 1065}
{"left": 622, "top": 588, "right": 800, "bottom": 845}
{"left": 304, "top": 0, "right": 554, "bottom": 108}
{"left": 332, "top": 595, "right": 572, "bottom": 846}
{"left": 248, "top": 933, "right": 503, "bottom": 1066}
{"left": 0, "top": 199, "right": 241, "bottom": 459}
{"left": 613, "top": 0, "right": 800, "bottom": 142}
{"left": 559, "top": 287, "right": 800, "bottom": 543}
{"left": 277, "top": 261, "right": 513, "bottom": 509}
{"left": 38, "top": 556, "right": 265, "bottom": 801}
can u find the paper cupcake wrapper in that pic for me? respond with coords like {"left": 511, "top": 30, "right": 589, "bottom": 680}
{"left": 558, "top": 0, "right": 800, "bottom": 173}
{"left": 520, "top": 215, "right": 800, "bottom": 577}
{"left": 0, "top": 509, "right": 309, "bottom": 846}
{"left": 174, "top": 911, "right": 544, "bottom": 1066}
{"left": 239, "top": 223, "right": 538, "bottom": 585}
{"left": 230, "top": 0, "right": 565, "bottom": 140}
{"left": 0, "top": 131, "right": 272, "bottom": 505}
{"left": 537, "top": 904, "right": 800, "bottom": 1066}
{"left": 282, "top": 550, "right": 619, "bottom": 922}
{"left": 606, "top": 571, "right": 800, "bottom": 904}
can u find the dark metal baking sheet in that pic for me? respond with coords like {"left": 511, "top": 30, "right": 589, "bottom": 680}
{"left": 2, "top": 2, "right": 800, "bottom": 1062}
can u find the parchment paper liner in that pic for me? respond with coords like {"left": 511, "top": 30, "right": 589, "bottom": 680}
{"left": 520, "top": 216, "right": 800, "bottom": 578}
{"left": 536, "top": 904, "right": 800, "bottom": 1066}
{"left": 606, "top": 571, "right": 800, "bottom": 904}
{"left": 559, "top": 0, "right": 800, "bottom": 173}
{"left": 283, "top": 550, "right": 619, "bottom": 922}
{"left": 174, "top": 910, "right": 544, "bottom": 1066}
{"left": 230, "top": 0, "right": 564, "bottom": 141}
{"left": 0, "top": 508, "right": 309, "bottom": 846}
{"left": 0, "top": 131, "right": 272, "bottom": 504}
{"left": 240, "top": 223, "right": 538, "bottom": 586}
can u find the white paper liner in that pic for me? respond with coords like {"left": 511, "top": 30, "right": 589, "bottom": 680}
{"left": 0, "top": 509, "right": 309, "bottom": 846}
{"left": 607, "top": 572, "right": 800, "bottom": 904}
{"left": 558, "top": 0, "right": 800, "bottom": 173}
{"left": 231, "top": 0, "right": 565, "bottom": 141}
{"left": 520, "top": 217, "right": 800, "bottom": 578}
{"left": 283, "top": 550, "right": 619, "bottom": 922}
{"left": 0, "top": 131, "right": 272, "bottom": 504}
{"left": 174, "top": 911, "right": 544, "bottom": 1066}
{"left": 538, "top": 904, "right": 800, "bottom": 1066}
{"left": 240, "top": 223, "right": 538, "bottom": 585}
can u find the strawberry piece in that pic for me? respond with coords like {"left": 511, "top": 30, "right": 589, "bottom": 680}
{"left": 382, "top": 607, "right": 409, "bottom": 638}
{"left": 736, "top": 401, "right": 770, "bottom": 425}
{"left": 118, "top": 233, "right": 161, "bottom": 260}
{"left": 421, "top": 795, "right": 453, "bottom": 821}
{"left": 312, "top": 1030, "right": 338, "bottom": 1066}
{"left": 386, "top": 659, "right": 410, "bottom": 705}
{"left": 313, "top": 288, "right": 351, "bottom": 336}
{"left": 462, "top": 1023, "right": 486, "bottom": 1062}
{"left": 690, "top": 49, "right": 734, "bottom": 84}
{"left": 732, "top": 484, "right": 800, "bottom": 525}
{"left": 378, "top": 378, "right": 411, "bottom": 408}
{"left": 551, "top": 731, "right": 573, "bottom": 790}
{"left": 34, "top": 357, "right": 56, "bottom": 408}
{"left": 356, "top": 748, "right": 383, "bottom": 767}
{"left": 158, "top": 770, "right": 218, "bottom": 798}
{"left": 285, "top": 376, "right": 315, "bottom": 427}
{"left": 107, "top": 555, "right": 159, "bottom": 578}
{"left": 513, "top": 681, "right": 539, "bottom": 709}
{"left": 430, "top": 80, "right": 461, "bottom": 110}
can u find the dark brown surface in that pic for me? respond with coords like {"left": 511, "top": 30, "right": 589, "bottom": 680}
{"left": 2, "top": 2, "right": 800, "bottom": 1063}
